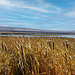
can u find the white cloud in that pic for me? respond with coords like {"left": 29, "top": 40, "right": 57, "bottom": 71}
{"left": 20, "top": 15, "right": 40, "bottom": 19}
{"left": 0, "top": 25, "right": 8, "bottom": 26}
{"left": 0, "top": 22, "right": 33, "bottom": 25}
{"left": 0, "top": 24, "right": 23, "bottom": 27}
{"left": 0, "top": 0, "right": 13, "bottom": 6}
{"left": 65, "top": 11, "right": 75, "bottom": 18}
{"left": 0, "top": 0, "right": 61, "bottom": 13}
{"left": 0, "top": 23, "right": 27, "bottom": 25}
{"left": 22, "top": 6, "right": 48, "bottom": 13}
{"left": 0, "top": 18, "right": 26, "bottom": 22}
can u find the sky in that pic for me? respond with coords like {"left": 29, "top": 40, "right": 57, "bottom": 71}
{"left": 0, "top": 0, "right": 75, "bottom": 31}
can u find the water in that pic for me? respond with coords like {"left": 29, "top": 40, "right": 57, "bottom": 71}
{"left": 60, "top": 35, "right": 75, "bottom": 38}
{"left": 0, "top": 34, "right": 75, "bottom": 38}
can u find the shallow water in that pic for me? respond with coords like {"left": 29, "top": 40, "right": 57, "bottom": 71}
{"left": 0, "top": 34, "right": 75, "bottom": 38}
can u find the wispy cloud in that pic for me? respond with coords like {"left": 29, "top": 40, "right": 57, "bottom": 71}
{"left": 0, "top": 0, "right": 13, "bottom": 6}
{"left": 0, "top": 25, "right": 8, "bottom": 26}
{"left": 0, "top": 0, "right": 61, "bottom": 13}
{"left": 0, "top": 22, "right": 27, "bottom": 25}
{"left": 20, "top": 15, "right": 40, "bottom": 19}
{"left": 64, "top": 11, "right": 75, "bottom": 18}
{"left": 0, "top": 18, "right": 26, "bottom": 22}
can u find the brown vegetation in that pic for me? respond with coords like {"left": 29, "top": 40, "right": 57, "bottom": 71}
{"left": 0, "top": 36, "right": 75, "bottom": 75}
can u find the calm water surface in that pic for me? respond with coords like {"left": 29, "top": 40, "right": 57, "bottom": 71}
{"left": 0, "top": 34, "right": 75, "bottom": 38}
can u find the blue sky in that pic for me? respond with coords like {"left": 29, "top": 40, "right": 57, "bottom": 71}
{"left": 0, "top": 0, "right": 75, "bottom": 31}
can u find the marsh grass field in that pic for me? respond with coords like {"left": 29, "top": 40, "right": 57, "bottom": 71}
{"left": 0, "top": 36, "right": 75, "bottom": 75}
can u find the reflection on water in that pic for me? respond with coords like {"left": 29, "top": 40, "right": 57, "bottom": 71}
{"left": 0, "top": 34, "right": 75, "bottom": 38}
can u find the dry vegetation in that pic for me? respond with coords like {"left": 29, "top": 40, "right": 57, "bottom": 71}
{"left": 0, "top": 36, "right": 75, "bottom": 75}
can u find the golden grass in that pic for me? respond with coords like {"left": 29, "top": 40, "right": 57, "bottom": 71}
{"left": 0, "top": 36, "right": 75, "bottom": 75}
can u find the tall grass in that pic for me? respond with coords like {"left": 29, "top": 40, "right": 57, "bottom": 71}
{"left": 0, "top": 36, "right": 75, "bottom": 75}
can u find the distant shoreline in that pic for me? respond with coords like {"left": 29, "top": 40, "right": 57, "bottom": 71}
{"left": 0, "top": 32, "right": 75, "bottom": 35}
